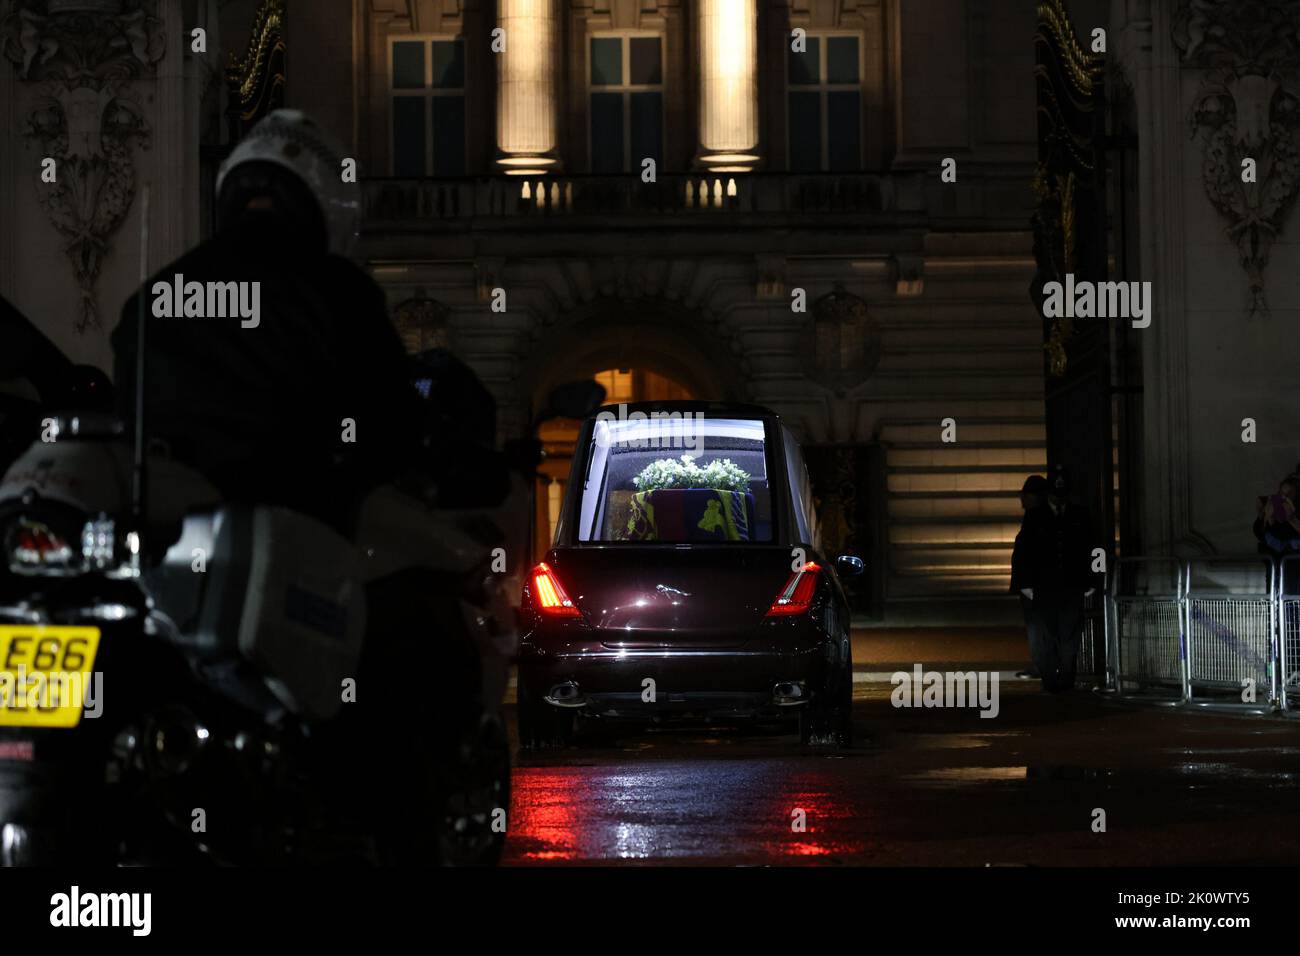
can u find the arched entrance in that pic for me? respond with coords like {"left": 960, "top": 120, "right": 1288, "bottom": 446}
{"left": 521, "top": 299, "right": 749, "bottom": 560}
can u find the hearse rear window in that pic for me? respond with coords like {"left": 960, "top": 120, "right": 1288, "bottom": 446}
{"left": 574, "top": 415, "right": 775, "bottom": 543}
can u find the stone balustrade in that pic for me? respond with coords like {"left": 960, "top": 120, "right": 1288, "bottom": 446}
{"left": 363, "top": 172, "right": 928, "bottom": 225}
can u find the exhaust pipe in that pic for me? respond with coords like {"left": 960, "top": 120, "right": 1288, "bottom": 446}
{"left": 544, "top": 681, "right": 587, "bottom": 708}
{"left": 772, "top": 681, "right": 806, "bottom": 706}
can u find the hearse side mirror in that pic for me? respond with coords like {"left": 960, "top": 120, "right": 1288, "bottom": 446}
{"left": 836, "top": 554, "right": 865, "bottom": 577}
{"left": 539, "top": 380, "right": 607, "bottom": 425}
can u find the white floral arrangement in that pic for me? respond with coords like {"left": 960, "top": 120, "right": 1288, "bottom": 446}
{"left": 632, "top": 454, "right": 751, "bottom": 494}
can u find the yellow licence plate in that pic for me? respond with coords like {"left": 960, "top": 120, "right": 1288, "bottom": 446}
{"left": 0, "top": 626, "right": 101, "bottom": 729}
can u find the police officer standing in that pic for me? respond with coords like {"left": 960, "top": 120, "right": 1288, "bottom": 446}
{"left": 1010, "top": 465, "right": 1095, "bottom": 693}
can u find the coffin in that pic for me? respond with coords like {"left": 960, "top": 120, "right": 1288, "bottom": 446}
{"left": 612, "top": 488, "right": 755, "bottom": 542}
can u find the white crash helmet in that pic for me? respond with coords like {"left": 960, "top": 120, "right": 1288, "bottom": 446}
{"left": 215, "top": 109, "right": 359, "bottom": 257}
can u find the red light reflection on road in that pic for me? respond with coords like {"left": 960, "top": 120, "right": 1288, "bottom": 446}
{"left": 505, "top": 761, "right": 871, "bottom": 864}
{"left": 772, "top": 786, "right": 862, "bottom": 861}
{"left": 507, "top": 767, "right": 583, "bottom": 862}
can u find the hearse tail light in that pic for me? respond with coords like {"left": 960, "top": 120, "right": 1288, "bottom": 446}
{"left": 530, "top": 562, "right": 583, "bottom": 619}
{"left": 765, "top": 562, "right": 822, "bottom": 617}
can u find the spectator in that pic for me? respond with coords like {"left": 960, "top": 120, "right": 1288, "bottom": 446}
{"left": 1262, "top": 477, "right": 1300, "bottom": 555}
{"left": 1011, "top": 474, "right": 1050, "bottom": 680}
{"left": 1013, "top": 466, "right": 1097, "bottom": 693}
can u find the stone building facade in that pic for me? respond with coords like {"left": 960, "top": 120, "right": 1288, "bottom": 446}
{"left": 6, "top": 1, "right": 1287, "bottom": 621}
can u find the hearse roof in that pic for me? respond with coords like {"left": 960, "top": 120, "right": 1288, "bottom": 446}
{"left": 589, "top": 401, "right": 780, "bottom": 420}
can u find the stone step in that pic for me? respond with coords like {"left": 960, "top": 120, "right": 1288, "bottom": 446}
{"left": 887, "top": 470, "right": 1046, "bottom": 493}
{"left": 887, "top": 573, "right": 1012, "bottom": 597}
{"left": 888, "top": 496, "right": 1025, "bottom": 520}
{"left": 880, "top": 421, "right": 1046, "bottom": 443}
{"left": 889, "top": 446, "right": 1046, "bottom": 467}
{"left": 894, "top": 530, "right": 1013, "bottom": 554}
{"left": 891, "top": 546, "right": 1013, "bottom": 569}
{"left": 873, "top": 399, "right": 1047, "bottom": 420}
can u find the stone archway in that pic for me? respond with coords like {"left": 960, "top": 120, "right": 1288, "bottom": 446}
{"left": 519, "top": 296, "right": 751, "bottom": 558}
{"left": 518, "top": 297, "right": 750, "bottom": 414}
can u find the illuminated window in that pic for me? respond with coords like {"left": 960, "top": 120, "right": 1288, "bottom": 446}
{"left": 787, "top": 34, "right": 861, "bottom": 172}
{"left": 594, "top": 368, "right": 635, "bottom": 404}
{"left": 390, "top": 37, "right": 466, "bottom": 176}
{"left": 589, "top": 34, "right": 664, "bottom": 173}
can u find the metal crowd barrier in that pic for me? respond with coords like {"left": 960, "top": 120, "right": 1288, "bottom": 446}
{"left": 1109, "top": 557, "right": 1185, "bottom": 701}
{"left": 1279, "top": 556, "right": 1300, "bottom": 714}
{"left": 1105, "top": 555, "right": 1289, "bottom": 712}
{"left": 1183, "top": 557, "right": 1276, "bottom": 710}
{"left": 1076, "top": 590, "right": 1103, "bottom": 680}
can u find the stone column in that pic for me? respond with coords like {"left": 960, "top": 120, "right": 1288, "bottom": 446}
{"left": 495, "top": 0, "right": 560, "bottom": 174}
{"left": 695, "top": 0, "right": 760, "bottom": 172}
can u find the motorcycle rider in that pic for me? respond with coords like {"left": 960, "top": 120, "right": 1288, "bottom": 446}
{"left": 111, "top": 109, "right": 426, "bottom": 536}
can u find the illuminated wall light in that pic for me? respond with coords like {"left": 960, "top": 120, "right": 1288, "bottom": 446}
{"left": 497, "top": 0, "right": 560, "bottom": 173}
{"left": 697, "top": 0, "right": 759, "bottom": 171}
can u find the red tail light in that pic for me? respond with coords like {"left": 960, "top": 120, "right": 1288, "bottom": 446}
{"left": 5, "top": 518, "right": 76, "bottom": 574}
{"left": 530, "top": 562, "right": 583, "bottom": 619}
{"left": 765, "top": 562, "right": 822, "bottom": 617}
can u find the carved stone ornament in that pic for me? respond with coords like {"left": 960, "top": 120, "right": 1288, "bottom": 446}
{"left": 1, "top": 0, "right": 166, "bottom": 334}
{"left": 802, "top": 286, "right": 881, "bottom": 396}
{"left": 1174, "top": 0, "right": 1300, "bottom": 317}
{"left": 392, "top": 292, "right": 453, "bottom": 354}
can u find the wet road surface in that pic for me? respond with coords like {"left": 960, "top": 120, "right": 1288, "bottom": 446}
{"left": 502, "top": 676, "right": 1300, "bottom": 865}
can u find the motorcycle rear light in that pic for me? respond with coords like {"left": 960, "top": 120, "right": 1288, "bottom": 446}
{"left": 765, "top": 562, "right": 822, "bottom": 617}
{"left": 5, "top": 519, "right": 75, "bottom": 573}
{"left": 81, "top": 517, "right": 115, "bottom": 569}
{"left": 530, "top": 562, "right": 582, "bottom": 619}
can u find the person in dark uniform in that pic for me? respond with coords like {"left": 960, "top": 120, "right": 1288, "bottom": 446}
{"left": 1011, "top": 465, "right": 1096, "bottom": 693}
{"left": 111, "top": 110, "right": 426, "bottom": 534}
{"left": 1011, "top": 474, "right": 1050, "bottom": 680}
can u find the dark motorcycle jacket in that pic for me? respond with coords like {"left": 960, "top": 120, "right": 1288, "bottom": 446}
{"left": 111, "top": 213, "right": 427, "bottom": 531}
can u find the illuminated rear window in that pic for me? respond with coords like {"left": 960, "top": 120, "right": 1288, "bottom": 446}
{"left": 572, "top": 415, "right": 775, "bottom": 543}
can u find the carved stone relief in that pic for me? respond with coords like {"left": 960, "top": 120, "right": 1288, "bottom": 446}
{"left": 1, "top": 0, "right": 165, "bottom": 334}
{"left": 803, "top": 286, "right": 881, "bottom": 396}
{"left": 1174, "top": 0, "right": 1300, "bottom": 316}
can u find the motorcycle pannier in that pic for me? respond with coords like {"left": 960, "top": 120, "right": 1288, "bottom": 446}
{"left": 228, "top": 506, "right": 366, "bottom": 721}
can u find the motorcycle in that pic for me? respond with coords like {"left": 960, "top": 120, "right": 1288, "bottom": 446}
{"left": 0, "top": 298, "right": 600, "bottom": 865}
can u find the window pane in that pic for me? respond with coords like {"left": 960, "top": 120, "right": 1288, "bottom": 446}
{"left": 432, "top": 96, "right": 465, "bottom": 175}
{"left": 826, "top": 36, "right": 859, "bottom": 84}
{"left": 630, "top": 91, "right": 662, "bottom": 167}
{"left": 788, "top": 91, "right": 821, "bottom": 171}
{"left": 430, "top": 39, "right": 465, "bottom": 89}
{"left": 788, "top": 37, "right": 819, "bottom": 85}
{"left": 591, "top": 37, "right": 622, "bottom": 86}
{"left": 392, "top": 41, "right": 425, "bottom": 89}
{"left": 591, "top": 92, "right": 624, "bottom": 172}
{"left": 579, "top": 417, "right": 774, "bottom": 543}
{"left": 629, "top": 36, "right": 662, "bottom": 85}
{"left": 826, "top": 91, "right": 860, "bottom": 171}
{"left": 393, "top": 97, "right": 426, "bottom": 175}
